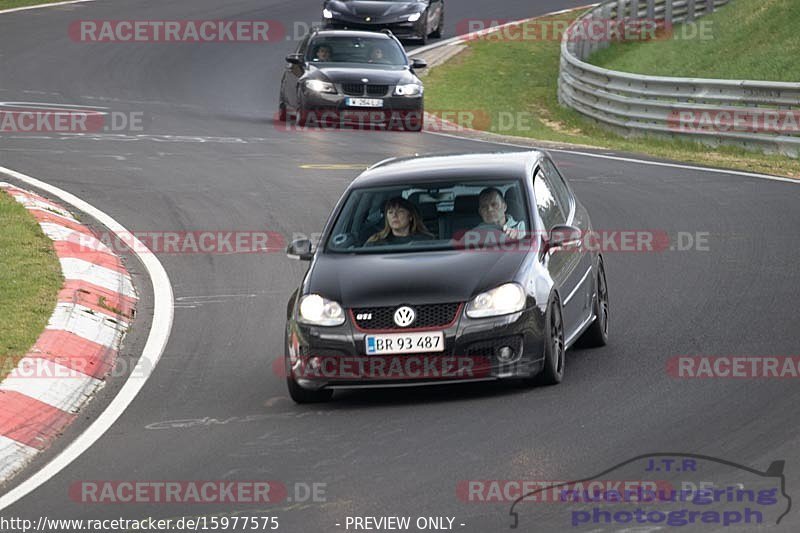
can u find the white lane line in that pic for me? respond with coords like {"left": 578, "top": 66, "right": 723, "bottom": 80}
{"left": 546, "top": 148, "right": 800, "bottom": 184}
{"left": 59, "top": 257, "right": 135, "bottom": 298}
{"left": 0, "top": 0, "right": 96, "bottom": 16}
{"left": 0, "top": 359, "right": 103, "bottom": 414}
{"left": 407, "top": 4, "right": 598, "bottom": 56}
{"left": 47, "top": 302, "right": 127, "bottom": 347}
{"left": 423, "top": 130, "right": 799, "bottom": 185}
{"left": 0, "top": 437, "right": 39, "bottom": 481}
{"left": 0, "top": 166, "right": 174, "bottom": 512}
{"left": 0, "top": 102, "right": 108, "bottom": 110}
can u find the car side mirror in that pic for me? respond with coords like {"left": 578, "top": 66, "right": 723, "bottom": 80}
{"left": 411, "top": 58, "right": 427, "bottom": 69}
{"left": 287, "top": 238, "right": 314, "bottom": 260}
{"left": 286, "top": 53, "right": 303, "bottom": 65}
{"left": 547, "top": 224, "right": 582, "bottom": 252}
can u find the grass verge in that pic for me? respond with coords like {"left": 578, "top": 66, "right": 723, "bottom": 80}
{"left": 423, "top": 10, "right": 800, "bottom": 178}
{"left": 0, "top": 0, "right": 67, "bottom": 10}
{"left": 589, "top": 0, "right": 800, "bottom": 82}
{"left": 0, "top": 190, "right": 63, "bottom": 379}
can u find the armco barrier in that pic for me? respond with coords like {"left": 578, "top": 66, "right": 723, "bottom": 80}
{"left": 558, "top": 0, "right": 800, "bottom": 157}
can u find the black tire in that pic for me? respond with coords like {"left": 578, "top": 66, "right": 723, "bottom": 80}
{"left": 278, "top": 97, "right": 287, "bottom": 122}
{"left": 292, "top": 90, "right": 310, "bottom": 126}
{"left": 287, "top": 372, "right": 334, "bottom": 403}
{"left": 578, "top": 259, "right": 609, "bottom": 348}
{"left": 537, "top": 296, "right": 566, "bottom": 385}
{"left": 419, "top": 15, "right": 429, "bottom": 45}
{"left": 407, "top": 110, "right": 424, "bottom": 132}
{"left": 431, "top": 10, "right": 443, "bottom": 38}
{"left": 284, "top": 330, "right": 333, "bottom": 403}
{"left": 294, "top": 105, "right": 309, "bottom": 127}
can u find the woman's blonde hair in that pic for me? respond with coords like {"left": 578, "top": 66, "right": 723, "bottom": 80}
{"left": 367, "top": 196, "right": 433, "bottom": 243}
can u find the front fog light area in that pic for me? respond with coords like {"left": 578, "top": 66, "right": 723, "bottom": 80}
{"left": 497, "top": 346, "right": 516, "bottom": 363}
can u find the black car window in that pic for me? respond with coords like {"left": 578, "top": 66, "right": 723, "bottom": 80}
{"left": 325, "top": 180, "right": 531, "bottom": 254}
{"left": 541, "top": 158, "right": 572, "bottom": 220}
{"left": 533, "top": 166, "right": 565, "bottom": 230}
{"left": 306, "top": 37, "right": 406, "bottom": 66}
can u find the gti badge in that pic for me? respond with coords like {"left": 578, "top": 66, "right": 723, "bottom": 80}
{"left": 393, "top": 306, "right": 416, "bottom": 328}
{"left": 356, "top": 313, "right": 372, "bottom": 321}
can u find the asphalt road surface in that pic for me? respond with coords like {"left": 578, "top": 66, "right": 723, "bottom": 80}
{"left": 1, "top": 0, "right": 799, "bottom": 532}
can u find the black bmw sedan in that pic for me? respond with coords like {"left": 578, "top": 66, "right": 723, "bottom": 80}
{"left": 278, "top": 29, "right": 427, "bottom": 130}
{"left": 322, "top": 0, "right": 444, "bottom": 44}
{"left": 283, "top": 151, "right": 609, "bottom": 402}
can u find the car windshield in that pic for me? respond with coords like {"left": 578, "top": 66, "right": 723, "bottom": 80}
{"left": 307, "top": 36, "right": 407, "bottom": 66}
{"left": 325, "top": 180, "right": 531, "bottom": 254}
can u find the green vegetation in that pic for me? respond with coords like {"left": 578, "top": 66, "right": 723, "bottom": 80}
{"left": 590, "top": 0, "right": 800, "bottom": 82}
{"left": 0, "top": 191, "right": 62, "bottom": 379}
{"left": 0, "top": 0, "right": 62, "bottom": 9}
{"left": 423, "top": 10, "right": 800, "bottom": 178}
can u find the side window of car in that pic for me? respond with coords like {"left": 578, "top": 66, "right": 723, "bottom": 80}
{"left": 533, "top": 166, "right": 565, "bottom": 230}
{"left": 542, "top": 158, "right": 572, "bottom": 219}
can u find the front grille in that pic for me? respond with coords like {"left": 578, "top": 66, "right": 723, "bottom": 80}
{"left": 352, "top": 303, "right": 461, "bottom": 330}
{"left": 340, "top": 84, "right": 390, "bottom": 97}
{"left": 342, "top": 83, "right": 364, "bottom": 96}
{"left": 366, "top": 84, "right": 389, "bottom": 96}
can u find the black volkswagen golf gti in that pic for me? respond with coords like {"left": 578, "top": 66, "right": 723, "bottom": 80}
{"left": 279, "top": 29, "right": 426, "bottom": 130}
{"left": 283, "top": 152, "right": 609, "bottom": 402}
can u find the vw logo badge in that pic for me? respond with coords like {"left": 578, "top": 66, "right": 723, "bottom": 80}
{"left": 393, "top": 306, "right": 416, "bottom": 328}
{"left": 365, "top": 16, "right": 371, "bottom": 22}
{"left": 361, "top": 78, "right": 369, "bottom": 83}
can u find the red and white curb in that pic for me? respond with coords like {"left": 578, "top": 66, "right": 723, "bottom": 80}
{"left": 0, "top": 182, "right": 137, "bottom": 482}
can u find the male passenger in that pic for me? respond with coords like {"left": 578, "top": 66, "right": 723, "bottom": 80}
{"left": 476, "top": 187, "right": 526, "bottom": 239}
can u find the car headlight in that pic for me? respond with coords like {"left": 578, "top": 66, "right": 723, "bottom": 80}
{"left": 304, "top": 79, "right": 337, "bottom": 94}
{"left": 466, "top": 283, "right": 526, "bottom": 318}
{"left": 298, "top": 294, "right": 345, "bottom": 326}
{"left": 323, "top": 8, "right": 334, "bottom": 19}
{"left": 407, "top": 12, "right": 422, "bottom": 22}
{"left": 394, "top": 83, "right": 423, "bottom": 96}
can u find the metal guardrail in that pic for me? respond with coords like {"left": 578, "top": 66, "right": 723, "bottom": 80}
{"left": 558, "top": 0, "right": 800, "bottom": 157}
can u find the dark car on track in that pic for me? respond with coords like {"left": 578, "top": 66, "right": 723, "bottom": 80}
{"left": 283, "top": 151, "right": 609, "bottom": 402}
{"left": 278, "top": 29, "right": 427, "bottom": 131}
{"left": 322, "top": 0, "right": 444, "bottom": 44}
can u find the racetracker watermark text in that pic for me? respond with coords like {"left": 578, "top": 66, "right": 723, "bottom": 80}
{"left": 69, "top": 20, "right": 285, "bottom": 42}
{"left": 668, "top": 356, "right": 800, "bottom": 378}
{"left": 0, "top": 109, "right": 144, "bottom": 133}
{"left": 457, "top": 17, "right": 714, "bottom": 42}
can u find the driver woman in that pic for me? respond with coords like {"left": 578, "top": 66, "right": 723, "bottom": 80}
{"left": 366, "top": 197, "right": 435, "bottom": 245}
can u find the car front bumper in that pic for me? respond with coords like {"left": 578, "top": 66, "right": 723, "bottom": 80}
{"left": 323, "top": 18, "right": 426, "bottom": 40}
{"left": 299, "top": 91, "right": 424, "bottom": 128}
{"left": 285, "top": 304, "right": 547, "bottom": 391}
